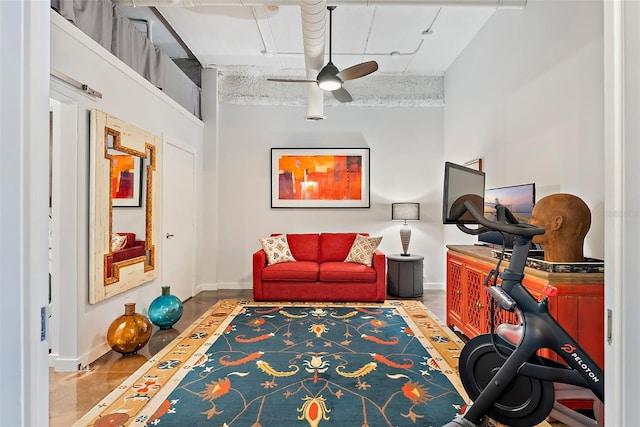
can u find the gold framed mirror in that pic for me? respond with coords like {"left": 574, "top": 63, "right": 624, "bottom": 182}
{"left": 89, "top": 110, "right": 160, "bottom": 304}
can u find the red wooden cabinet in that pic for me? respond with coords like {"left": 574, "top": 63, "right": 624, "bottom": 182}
{"left": 446, "top": 245, "right": 604, "bottom": 367}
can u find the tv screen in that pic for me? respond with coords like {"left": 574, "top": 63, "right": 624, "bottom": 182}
{"left": 479, "top": 183, "right": 536, "bottom": 247}
{"left": 442, "top": 162, "right": 485, "bottom": 224}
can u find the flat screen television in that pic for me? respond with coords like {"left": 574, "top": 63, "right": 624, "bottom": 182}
{"left": 478, "top": 183, "right": 536, "bottom": 247}
{"left": 442, "top": 162, "right": 485, "bottom": 224}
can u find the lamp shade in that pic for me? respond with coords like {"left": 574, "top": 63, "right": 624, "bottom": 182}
{"left": 392, "top": 203, "right": 420, "bottom": 221}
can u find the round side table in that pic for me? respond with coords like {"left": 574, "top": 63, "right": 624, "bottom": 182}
{"left": 387, "top": 254, "right": 424, "bottom": 298}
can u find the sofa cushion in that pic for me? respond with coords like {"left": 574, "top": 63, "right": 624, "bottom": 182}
{"left": 111, "top": 233, "right": 128, "bottom": 251}
{"left": 116, "top": 232, "right": 137, "bottom": 249}
{"left": 262, "top": 261, "right": 319, "bottom": 281}
{"left": 319, "top": 261, "right": 377, "bottom": 282}
{"left": 319, "top": 233, "right": 360, "bottom": 262}
{"left": 344, "top": 234, "right": 383, "bottom": 267}
{"left": 259, "top": 234, "right": 296, "bottom": 265}
{"left": 285, "top": 233, "right": 320, "bottom": 262}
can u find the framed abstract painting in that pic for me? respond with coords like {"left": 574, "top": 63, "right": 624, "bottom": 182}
{"left": 109, "top": 150, "right": 143, "bottom": 207}
{"left": 271, "top": 148, "right": 370, "bottom": 208}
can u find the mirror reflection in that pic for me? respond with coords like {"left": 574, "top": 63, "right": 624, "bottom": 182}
{"left": 106, "top": 129, "right": 155, "bottom": 282}
{"left": 89, "top": 109, "right": 159, "bottom": 304}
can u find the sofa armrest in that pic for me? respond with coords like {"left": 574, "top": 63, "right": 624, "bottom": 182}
{"left": 372, "top": 249, "right": 386, "bottom": 270}
{"left": 252, "top": 249, "right": 268, "bottom": 300}
{"left": 372, "top": 249, "right": 387, "bottom": 301}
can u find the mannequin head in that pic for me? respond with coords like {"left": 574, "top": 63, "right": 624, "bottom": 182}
{"left": 528, "top": 193, "right": 591, "bottom": 262}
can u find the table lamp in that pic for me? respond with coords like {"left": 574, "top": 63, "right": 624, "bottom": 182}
{"left": 392, "top": 202, "right": 420, "bottom": 256}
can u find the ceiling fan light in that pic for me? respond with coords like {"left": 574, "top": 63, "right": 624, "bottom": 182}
{"left": 316, "top": 62, "right": 342, "bottom": 91}
{"left": 318, "top": 77, "right": 342, "bottom": 91}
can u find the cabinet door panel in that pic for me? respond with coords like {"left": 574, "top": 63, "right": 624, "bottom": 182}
{"left": 446, "top": 256, "right": 464, "bottom": 327}
{"left": 465, "top": 265, "right": 486, "bottom": 337}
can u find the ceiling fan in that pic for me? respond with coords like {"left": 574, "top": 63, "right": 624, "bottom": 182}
{"left": 267, "top": 6, "right": 378, "bottom": 103}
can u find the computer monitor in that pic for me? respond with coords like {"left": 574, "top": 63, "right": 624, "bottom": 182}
{"left": 442, "top": 162, "right": 486, "bottom": 224}
{"left": 478, "top": 183, "right": 536, "bottom": 247}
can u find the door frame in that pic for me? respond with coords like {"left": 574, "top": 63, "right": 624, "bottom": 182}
{"left": 49, "top": 86, "right": 81, "bottom": 371}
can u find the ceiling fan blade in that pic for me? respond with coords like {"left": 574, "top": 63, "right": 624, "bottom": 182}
{"left": 267, "top": 78, "right": 318, "bottom": 83}
{"left": 337, "top": 61, "right": 379, "bottom": 81}
{"left": 332, "top": 87, "right": 353, "bottom": 103}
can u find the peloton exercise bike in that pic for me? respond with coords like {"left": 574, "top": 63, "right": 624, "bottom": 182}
{"left": 441, "top": 162, "right": 604, "bottom": 427}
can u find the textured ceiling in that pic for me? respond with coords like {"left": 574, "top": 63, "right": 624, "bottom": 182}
{"left": 114, "top": 1, "right": 525, "bottom": 108}
{"left": 217, "top": 66, "right": 444, "bottom": 107}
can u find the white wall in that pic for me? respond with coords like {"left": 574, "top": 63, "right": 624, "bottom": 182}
{"left": 200, "top": 69, "right": 219, "bottom": 294}
{"left": 210, "top": 0, "right": 606, "bottom": 292}
{"left": 211, "top": 103, "right": 445, "bottom": 288}
{"left": 443, "top": 0, "right": 605, "bottom": 259}
{"left": 49, "top": 12, "right": 204, "bottom": 369}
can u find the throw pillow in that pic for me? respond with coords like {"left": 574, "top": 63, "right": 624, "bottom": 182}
{"left": 111, "top": 233, "right": 128, "bottom": 252}
{"left": 344, "top": 234, "right": 382, "bottom": 266}
{"left": 259, "top": 234, "right": 296, "bottom": 265}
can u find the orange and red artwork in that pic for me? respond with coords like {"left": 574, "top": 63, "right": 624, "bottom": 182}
{"left": 111, "top": 154, "right": 135, "bottom": 198}
{"left": 271, "top": 148, "right": 370, "bottom": 208}
{"left": 110, "top": 153, "right": 142, "bottom": 207}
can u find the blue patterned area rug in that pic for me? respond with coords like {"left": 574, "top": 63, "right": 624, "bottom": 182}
{"left": 75, "top": 300, "right": 469, "bottom": 427}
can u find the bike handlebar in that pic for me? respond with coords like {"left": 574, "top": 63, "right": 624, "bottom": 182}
{"left": 456, "top": 200, "right": 546, "bottom": 237}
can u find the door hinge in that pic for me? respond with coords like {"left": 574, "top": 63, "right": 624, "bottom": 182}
{"left": 607, "top": 308, "right": 613, "bottom": 345}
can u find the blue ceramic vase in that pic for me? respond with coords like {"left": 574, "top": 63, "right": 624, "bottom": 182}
{"left": 148, "top": 286, "right": 183, "bottom": 330}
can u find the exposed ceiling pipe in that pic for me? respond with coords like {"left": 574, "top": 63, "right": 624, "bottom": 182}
{"left": 300, "top": 0, "right": 327, "bottom": 120}
{"left": 115, "top": 0, "right": 526, "bottom": 9}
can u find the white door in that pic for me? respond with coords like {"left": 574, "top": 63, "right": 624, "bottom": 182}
{"left": 163, "top": 139, "right": 196, "bottom": 302}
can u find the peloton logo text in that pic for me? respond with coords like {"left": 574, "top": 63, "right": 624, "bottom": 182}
{"left": 563, "top": 343, "right": 600, "bottom": 383}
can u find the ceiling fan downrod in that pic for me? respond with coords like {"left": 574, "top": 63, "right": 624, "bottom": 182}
{"left": 317, "top": 6, "right": 342, "bottom": 91}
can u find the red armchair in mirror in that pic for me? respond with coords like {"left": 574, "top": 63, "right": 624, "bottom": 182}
{"left": 107, "top": 233, "right": 146, "bottom": 277}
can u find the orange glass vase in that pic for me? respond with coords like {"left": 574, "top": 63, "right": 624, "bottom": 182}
{"left": 107, "top": 302, "right": 152, "bottom": 356}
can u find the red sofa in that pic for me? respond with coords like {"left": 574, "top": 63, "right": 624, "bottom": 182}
{"left": 253, "top": 233, "right": 386, "bottom": 302}
{"left": 106, "top": 232, "right": 146, "bottom": 276}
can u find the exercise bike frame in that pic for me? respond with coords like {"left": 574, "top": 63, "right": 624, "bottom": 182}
{"left": 445, "top": 201, "right": 603, "bottom": 427}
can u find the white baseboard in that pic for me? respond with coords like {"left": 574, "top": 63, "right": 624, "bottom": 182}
{"left": 50, "top": 346, "right": 107, "bottom": 373}
{"left": 194, "top": 283, "right": 205, "bottom": 294}
{"left": 51, "top": 356, "right": 83, "bottom": 372}
{"left": 207, "top": 283, "right": 444, "bottom": 291}
{"left": 424, "top": 282, "right": 445, "bottom": 291}
{"left": 68, "top": 341, "right": 112, "bottom": 372}
{"left": 48, "top": 352, "right": 59, "bottom": 368}
{"left": 49, "top": 345, "right": 105, "bottom": 372}
{"left": 215, "top": 282, "right": 251, "bottom": 290}
{"left": 197, "top": 283, "right": 252, "bottom": 293}
{"left": 205, "top": 283, "right": 444, "bottom": 292}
